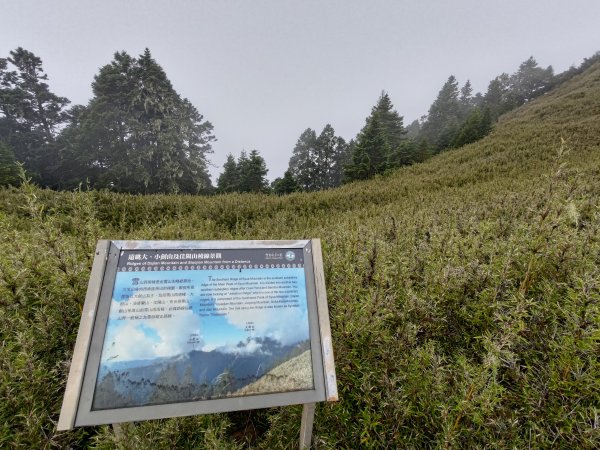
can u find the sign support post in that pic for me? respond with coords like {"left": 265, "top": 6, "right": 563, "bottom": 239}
{"left": 112, "top": 423, "right": 124, "bottom": 443}
{"left": 299, "top": 402, "right": 316, "bottom": 449}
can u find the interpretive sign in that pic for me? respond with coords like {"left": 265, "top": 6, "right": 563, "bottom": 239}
{"left": 58, "top": 240, "right": 337, "bottom": 430}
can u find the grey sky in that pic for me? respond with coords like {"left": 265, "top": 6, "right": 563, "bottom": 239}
{"left": 2, "top": 0, "right": 599, "bottom": 181}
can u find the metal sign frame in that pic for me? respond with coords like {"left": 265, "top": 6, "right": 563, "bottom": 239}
{"left": 58, "top": 239, "right": 337, "bottom": 431}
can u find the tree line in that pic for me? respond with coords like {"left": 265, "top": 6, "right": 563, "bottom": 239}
{"left": 286, "top": 52, "right": 599, "bottom": 190}
{"left": 1, "top": 47, "right": 598, "bottom": 193}
{"left": 1, "top": 48, "right": 214, "bottom": 193}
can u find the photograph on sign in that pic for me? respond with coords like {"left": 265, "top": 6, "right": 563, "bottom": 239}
{"left": 93, "top": 247, "right": 314, "bottom": 410}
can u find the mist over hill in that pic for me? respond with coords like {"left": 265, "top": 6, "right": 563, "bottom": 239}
{"left": 1, "top": 63, "right": 600, "bottom": 448}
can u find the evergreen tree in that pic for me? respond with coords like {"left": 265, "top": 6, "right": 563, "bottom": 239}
{"left": 368, "top": 92, "right": 406, "bottom": 152}
{"left": 49, "top": 104, "right": 90, "bottom": 189}
{"left": 387, "top": 139, "right": 417, "bottom": 168}
{"left": 344, "top": 145, "right": 370, "bottom": 181}
{"left": 329, "top": 135, "right": 350, "bottom": 187}
{"left": 345, "top": 114, "right": 389, "bottom": 181}
{"left": 452, "top": 108, "right": 482, "bottom": 148}
{"left": 480, "top": 107, "right": 492, "bottom": 137}
{"left": 459, "top": 80, "right": 474, "bottom": 119}
{"left": 483, "top": 73, "right": 513, "bottom": 120}
{"left": 452, "top": 106, "right": 493, "bottom": 148}
{"left": 437, "top": 118, "right": 461, "bottom": 150}
{"left": 551, "top": 52, "right": 600, "bottom": 87}
{"left": 509, "top": 56, "right": 554, "bottom": 105}
{"left": 288, "top": 124, "right": 349, "bottom": 190}
{"left": 0, "top": 48, "right": 70, "bottom": 183}
{"left": 271, "top": 169, "right": 300, "bottom": 195}
{"left": 314, "top": 124, "right": 335, "bottom": 189}
{"left": 472, "top": 92, "right": 485, "bottom": 107}
{"left": 345, "top": 91, "right": 407, "bottom": 180}
{"left": 217, "top": 154, "right": 239, "bottom": 193}
{"left": 0, "top": 140, "right": 19, "bottom": 186}
{"left": 413, "top": 138, "right": 432, "bottom": 163}
{"left": 61, "top": 49, "right": 215, "bottom": 194}
{"left": 405, "top": 119, "right": 421, "bottom": 139}
{"left": 288, "top": 128, "right": 318, "bottom": 191}
{"left": 314, "top": 124, "right": 349, "bottom": 189}
{"left": 419, "top": 75, "right": 461, "bottom": 153}
{"left": 238, "top": 149, "right": 268, "bottom": 193}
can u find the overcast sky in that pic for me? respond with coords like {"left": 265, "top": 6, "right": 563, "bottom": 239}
{"left": 2, "top": 1, "right": 599, "bottom": 181}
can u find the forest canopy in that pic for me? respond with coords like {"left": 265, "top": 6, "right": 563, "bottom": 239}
{"left": 1, "top": 48, "right": 215, "bottom": 194}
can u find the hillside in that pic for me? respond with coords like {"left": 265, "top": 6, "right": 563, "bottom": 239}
{"left": 233, "top": 350, "right": 313, "bottom": 397}
{"left": 1, "top": 64, "right": 600, "bottom": 448}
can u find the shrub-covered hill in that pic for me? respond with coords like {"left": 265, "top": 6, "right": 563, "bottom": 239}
{"left": 1, "top": 63, "right": 600, "bottom": 449}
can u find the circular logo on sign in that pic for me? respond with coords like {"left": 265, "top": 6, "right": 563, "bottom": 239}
{"left": 285, "top": 251, "right": 296, "bottom": 261}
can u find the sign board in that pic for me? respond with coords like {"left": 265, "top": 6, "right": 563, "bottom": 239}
{"left": 58, "top": 239, "right": 337, "bottom": 430}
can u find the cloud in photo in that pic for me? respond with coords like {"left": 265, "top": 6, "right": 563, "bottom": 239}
{"left": 219, "top": 269, "right": 310, "bottom": 346}
{"left": 101, "top": 298, "right": 203, "bottom": 362}
{"left": 217, "top": 338, "right": 264, "bottom": 355}
{"left": 99, "top": 267, "right": 310, "bottom": 362}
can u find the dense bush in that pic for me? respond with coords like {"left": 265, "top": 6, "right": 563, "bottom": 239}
{"left": 1, "top": 64, "right": 599, "bottom": 448}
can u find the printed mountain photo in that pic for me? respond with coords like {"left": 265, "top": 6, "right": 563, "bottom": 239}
{"left": 93, "top": 337, "right": 312, "bottom": 409}
{"left": 92, "top": 263, "right": 314, "bottom": 410}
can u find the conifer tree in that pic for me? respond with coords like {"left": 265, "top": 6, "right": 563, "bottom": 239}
{"left": 405, "top": 119, "right": 421, "bottom": 139}
{"left": 459, "top": 80, "right": 474, "bottom": 119}
{"left": 368, "top": 92, "right": 406, "bottom": 152}
{"left": 271, "top": 169, "right": 300, "bottom": 195}
{"left": 452, "top": 106, "right": 493, "bottom": 148}
{"left": 483, "top": 73, "right": 513, "bottom": 120}
{"left": 315, "top": 124, "right": 349, "bottom": 189}
{"left": 288, "top": 124, "right": 349, "bottom": 190}
{"left": 217, "top": 154, "right": 239, "bottom": 193}
{"left": 509, "top": 56, "right": 554, "bottom": 105}
{"left": 436, "top": 118, "right": 461, "bottom": 151}
{"left": 0, "top": 48, "right": 70, "bottom": 183}
{"left": 387, "top": 139, "right": 417, "bottom": 168}
{"left": 330, "top": 135, "right": 350, "bottom": 187}
{"left": 345, "top": 114, "right": 389, "bottom": 181}
{"left": 238, "top": 149, "right": 268, "bottom": 193}
{"left": 452, "top": 108, "right": 482, "bottom": 148}
{"left": 413, "top": 138, "right": 432, "bottom": 163}
{"left": 0, "top": 140, "right": 19, "bottom": 186}
{"left": 288, "top": 128, "right": 318, "bottom": 191}
{"left": 61, "top": 49, "right": 215, "bottom": 194}
{"left": 314, "top": 124, "right": 335, "bottom": 189}
{"left": 345, "top": 92, "right": 408, "bottom": 179}
{"left": 419, "top": 75, "right": 461, "bottom": 153}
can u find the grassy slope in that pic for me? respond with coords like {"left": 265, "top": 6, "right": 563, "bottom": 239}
{"left": 1, "top": 64, "right": 599, "bottom": 448}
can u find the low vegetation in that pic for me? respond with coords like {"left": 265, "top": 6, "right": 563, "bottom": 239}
{"left": 1, "top": 63, "right": 599, "bottom": 448}
{"left": 235, "top": 351, "right": 313, "bottom": 397}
